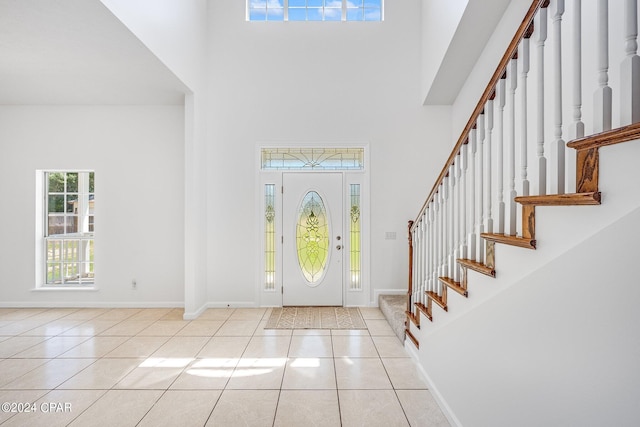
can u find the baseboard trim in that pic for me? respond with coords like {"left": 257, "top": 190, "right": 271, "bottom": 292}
{"left": 407, "top": 348, "right": 463, "bottom": 427}
{"left": 0, "top": 301, "right": 183, "bottom": 309}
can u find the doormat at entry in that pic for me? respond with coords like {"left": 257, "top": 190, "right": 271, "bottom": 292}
{"left": 264, "top": 307, "right": 367, "bottom": 329}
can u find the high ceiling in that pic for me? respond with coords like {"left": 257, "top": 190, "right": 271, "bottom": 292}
{"left": 0, "top": 0, "right": 189, "bottom": 105}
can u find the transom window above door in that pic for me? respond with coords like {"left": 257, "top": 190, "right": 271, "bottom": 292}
{"left": 261, "top": 147, "right": 364, "bottom": 170}
{"left": 247, "top": 0, "right": 383, "bottom": 22}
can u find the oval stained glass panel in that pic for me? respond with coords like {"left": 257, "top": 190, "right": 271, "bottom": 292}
{"left": 296, "top": 191, "right": 329, "bottom": 284}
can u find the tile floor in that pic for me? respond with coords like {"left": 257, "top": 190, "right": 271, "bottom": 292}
{"left": 0, "top": 307, "right": 449, "bottom": 427}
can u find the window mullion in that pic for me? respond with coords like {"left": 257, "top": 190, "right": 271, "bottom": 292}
{"left": 342, "top": 0, "right": 346, "bottom": 21}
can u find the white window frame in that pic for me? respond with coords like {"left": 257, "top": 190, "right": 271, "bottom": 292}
{"left": 247, "top": 0, "right": 383, "bottom": 22}
{"left": 36, "top": 170, "right": 96, "bottom": 289}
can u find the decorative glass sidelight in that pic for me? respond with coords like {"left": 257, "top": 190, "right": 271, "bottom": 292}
{"left": 264, "top": 184, "right": 276, "bottom": 290}
{"left": 296, "top": 191, "right": 329, "bottom": 284}
{"left": 350, "top": 184, "right": 361, "bottom": 290}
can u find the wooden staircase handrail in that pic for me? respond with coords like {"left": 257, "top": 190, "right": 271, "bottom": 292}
{"left": 411, "top": 0, "right": 544, "bottom": 233}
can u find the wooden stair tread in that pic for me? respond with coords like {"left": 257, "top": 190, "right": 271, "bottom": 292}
{"left": 515, "top": 192, "right": 601, "bottom": 206}
{"left": 415, "top": 302, "right": 432, "bottom": 322}
{"left": 566, "top": 122, "right": 640, "bottom": 150}
{"left": 405, "top": 310, "right": 420, "bottom": 328}
{"left": 457, "top": 258, "right": 496, "bottom": 277}
{"left": 426, "top": 291, "right": 448, "bottom": 311}
{"left": 405, "top": 328, "right": 419, "bottom": 349}
{"left": 481, "top": 233, "right": 536, "bottom": 249}
{"left": 438, "top": 277, "right": 468, "bottom": 297}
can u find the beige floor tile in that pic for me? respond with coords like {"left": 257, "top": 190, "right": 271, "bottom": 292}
{"left": 242, "top": 336, "right": 292, "bottom": 358}
{"left": 254, "top": 321, "right": 293, "bottom": 336}
{"left": 0, "top": 389, "right": 49, "bottom": 424}
{"left": 339, "top": 389, "right": 409, "bottom": 427}
{"left": 0, "top": 336, "right": 49, "bottom": 358}
{"left": 331, "top": 329, "right": 370, "bottom": 336}
{"left": 92, "top": 308, "right": 142, "bottom": 321}
{"left": 0, "top": 359, "right": 49, "bottom": 387}
{"left": 215, "top": 320, "right": 260, "bottom": 337}
{"left": 365, "top": 319, "right": 397, "bottom": 336}
{"left": 0, "top": 320, "right": 48, "bottom": 336}
{"left": 228, "top": 308, "right": 268, "bottom": 321}
{"left": 332, "top": 335, "right": 379, "bottom": 357}
{"left": 198, "top": 308, "right": 235, "bottom": 320}
{"left": 137, "top": 320, "right": 189, "bottom": 336}
{"left": 27, "top": 309, "right": 79, "bottom": 321}
{"left": 206, "top": 389, "right": 279, "bottom": 427}
{"left": 0, "top": 308, "right": 47, "bottom": 321}
{"left": 114, "top": 358, "right": 188, "bottom": 390}
{"left": 175, "top": 320, "right": 224, "bottom": 336}
{"left": 381, "top": 358, "right": 428, "bottom": 389}
{"left": 359, "top": 307, "right": 387, "bottom": 320}
{"left": 159, "top": 308, "right": 185, "bottom": 320}
{"left": 197, "top": 336, "right": 250, "bottom": 358}
{"left": 274, "top": 390, "right": 341, "bottom": 427}
{"left": 226, "top": 357, "right": 287, "bottom": 389}
{"left": 288, "top": 335, "right": 333, "bottom": 358}
{"left": 59, "top": 320, "right": 121, "bottom": 336}
{"left": 372, "top": 336, "right": 410, "bottom": 358}
{"left": 396, "top": 390, "right": 451, "bottom": 427}
{"left": 170, "top": 358, "right": 236, "bottom": 389}
{"left": 104, "top": 336, "right": 169, "bottom": 358}
{"left": 2, "top": 389, "right": 106, "bottom": 427}
{"left": 292, "top": 329, "right": 331, "bottom": 336}
{"left": 58, "top": 358, "right": 141, "bottom": 389}
{"left": 98, "top": 320, "right": 155, "bottom": 336}
{"left": 19, "top": 319, "right": 85, "bottom": 336}
{"left": 59, "top": 336, "right": 129, "bottom": 358}
{"left": 67, "top": 389, "right": 163, "bottom": 427}
{"left": 128, "top": 308, "right": 172, "bottom": 321}
{"left": 151, "top": 336, "right": 210, "bottom": 358}
{"left": 60, "top": 308, "right": 110, "bottom": 320}
{"left": 138, "top": 390, "right": 220, "bottom": 426}
{"left": 1, "top": 358, "right": 95, "bottom": 390}
{"left": 335, "top": 357, "right": 393, "bottom": 390}
{"left": 12, "top": 336, "right": 90, "bottom": 358}
{"left": 282, "top": 357, "right": 336, "bottom": 389}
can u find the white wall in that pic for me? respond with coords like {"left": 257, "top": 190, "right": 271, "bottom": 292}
{"left": 205, "top": 0, "right": 452, "bottom": 306}
{"left": 99, "top": 0, "right": 208, "bottom": 92}
{"left": 421, "top": 202, "right": 640, "bottom": 426}
{"left": 0, "top": 106, "right": 185, "bottom": 306}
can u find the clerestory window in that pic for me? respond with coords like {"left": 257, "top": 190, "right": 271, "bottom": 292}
{"left": 248, "top": 0, "right": 383, "bottom": 22}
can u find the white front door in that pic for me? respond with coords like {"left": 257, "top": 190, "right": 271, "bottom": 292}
{"left": 282, "top": 173, "right": 343, "bottom": 306}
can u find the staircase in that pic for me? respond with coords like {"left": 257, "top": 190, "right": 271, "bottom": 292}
{"left": 404, "top": 1, "right": 640, "bottom": 424}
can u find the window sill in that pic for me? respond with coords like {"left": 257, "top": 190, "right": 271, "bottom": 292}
{"left": 32, "top": 286, "right": 99, "bottom": 292}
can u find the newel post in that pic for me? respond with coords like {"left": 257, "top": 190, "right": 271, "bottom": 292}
{"left": 407, "top": 220, "right": 414, "bottom": 314}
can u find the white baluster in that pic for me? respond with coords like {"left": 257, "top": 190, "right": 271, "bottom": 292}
{"left": 430, "top": 201, "right": 436, "bottom": 296}
{"left": 440, "top": 186, "right": 449, "bottom": 294}
{"left": 497, "top": 75, "right": 507, "bottom": 234}
{"left": 594, "top": 0, "right": 612, "bottom": 133}
{"left": 621, "top": 0, "right": 640, "bottom": 125}
{"left": 448, "top": 164, "right": 456, "bottom": 281}
{"left": 469, "top": 126, "right": 477, "bottom": 262}
{"left": 553, "top": 0, "right": 566, "bottom": 194}
{"left": 508, "top": 55, "right": 518, "bottom": 236}
{"left": 454, "top": 155, "right": 462, "bottom": 282}
{"left": 485, "top": 96, "right": 495, "bottom": 242}
{"left": 478, "top": 111, "right": 486, "bottom": 263}
{"left": 461, "top": 140, "right": 468, "bottom": 266}
{"left": 521, "top": 25, "right": 532, "bottom": 197}
{"left": 536, "top": 3, "right": 549, "bottom": 195}
{"left": 572, "top": 0, "right": 585, "bottom": 139}
{"left": 433, "top": 195, "right": 440, "bottom": 294}
{"left": 417, "top": 216, "right": 429, "bottom": 302}
{"left": 412, "top": 227, "right": 417, "bottom": 303}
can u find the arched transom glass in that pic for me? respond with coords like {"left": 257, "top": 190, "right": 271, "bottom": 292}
{"left": 296, "top": 191, "right": 329, "bottom": 284}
